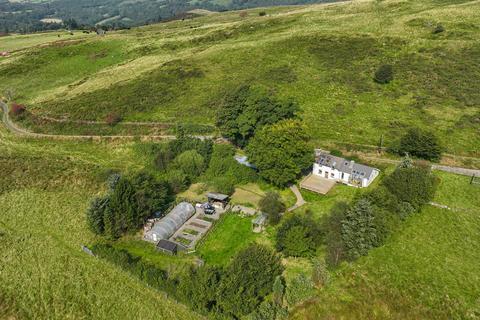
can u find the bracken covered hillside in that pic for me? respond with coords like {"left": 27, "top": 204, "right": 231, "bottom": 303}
{"left": 1, "top": 0, "right": 480, "bottom": 156}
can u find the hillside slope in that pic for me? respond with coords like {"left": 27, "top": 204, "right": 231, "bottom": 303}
{"left": 291, "top": 171, "right": 480, "bottom": 319}
{"left": 1, "top": 0, "right": 479, "bottom": 157}
{"left": 0, "top": 127, "right": 201, "bottom": 319}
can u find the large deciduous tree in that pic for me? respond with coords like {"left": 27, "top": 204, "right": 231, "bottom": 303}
{"left": 216, "top": 85, "right": 298, "bottom": 146}
{"left": 246, "top": 119, "right": 313, "bottom": 187}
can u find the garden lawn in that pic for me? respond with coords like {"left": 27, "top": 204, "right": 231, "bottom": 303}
{"left": 197, "top": 213, "right": 258, "bottom": 265}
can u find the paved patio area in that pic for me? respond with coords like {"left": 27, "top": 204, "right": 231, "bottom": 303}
{"left": 300, "top": 174, "right": 336, "bottom": 195}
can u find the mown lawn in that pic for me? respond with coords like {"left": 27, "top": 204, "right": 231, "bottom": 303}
{"left": 196, "top": 213, "right": 258, "bottom": 265}
{"left": 292, "top": 171, "right": 480, "bottom": 319}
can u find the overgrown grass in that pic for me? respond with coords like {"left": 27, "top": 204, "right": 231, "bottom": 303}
{"left": 1, "top": 0, "right": 479, "bottom": 156}
{"left": 0, "top": 128, "right": 199, "bottom": 319}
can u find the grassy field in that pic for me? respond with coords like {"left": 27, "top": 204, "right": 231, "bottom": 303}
{"left": 196, "top": 213, "right": 259, "bottom": 265}
{"left": 292, "top": 171, "right": 480, "bottom": 319}
{"left": 0, "top": 127, "right": 200, "bottom": 319}
{"left": 0, "top": 0, "right": 479, "bottom": 155}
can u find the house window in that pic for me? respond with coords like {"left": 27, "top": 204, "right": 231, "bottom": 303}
{"left": 318, "top": 169, "right": 322, "bottom": 175}
{"left": 330, "top": 172, "right": 334, "bottom": 178}
{"left": 341, "top": 172, "right": 344, "bottom": 179}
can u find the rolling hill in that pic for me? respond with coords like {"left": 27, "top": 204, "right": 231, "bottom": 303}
{"left": 1, "top": 1, "right": 480, "bottom": 319}
{"left": 1, "top": 0, "right": 479, "bottom": 160}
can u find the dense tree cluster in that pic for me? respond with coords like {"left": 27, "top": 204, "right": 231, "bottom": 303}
{"left": 92, "top": 243, "right": 283, "bottom": 319}
{"left": 86, "top": 172, "right": 173, "bottom": 239}
{"left": 153, "top": 136, "right": 213, "bottom": 192}
{"left": 216, "top": 85, "right": 299, "bottom": 147}
{"left": 392, "top": 128, "right": 443, "bottom": 162}
{"left": 202, "top": 144, "right": 257, "bottom": 195}
{"left": 246, "top": 119, "right": 313, "bottom": 187}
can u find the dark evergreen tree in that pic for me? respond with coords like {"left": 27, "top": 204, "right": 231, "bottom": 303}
{"left": 216, "top": 244, "right": 283, "bottom": 318}
{"left": 341, "top": 199, "right": 378, "bottom": 260}
{"left": 86, "top": 196, "right": 108, "bottom": 235}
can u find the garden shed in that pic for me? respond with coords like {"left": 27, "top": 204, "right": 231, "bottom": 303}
{"left": 156, "top": 239, "right": 178, "bottom": 255}
{"left": 252, "top": 213, "right": 267, "bottom": 233}
{"left": 144, "top": 202, "right": 195, "bottom": 243}
{"left": 207, "top": 192, "right": 230, "bottom": 209}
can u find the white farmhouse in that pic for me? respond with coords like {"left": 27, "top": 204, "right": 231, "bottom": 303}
{"left": 313, "top": 150, "right": 379, "bottom": 188}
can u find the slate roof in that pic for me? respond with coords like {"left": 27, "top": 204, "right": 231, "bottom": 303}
{"left": 207, "top": 192, "right": 230, "bottom": 201}
{"left": 315, "top": 151, "right": 377, "bottom": 178}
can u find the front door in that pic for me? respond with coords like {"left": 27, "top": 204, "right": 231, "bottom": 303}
{"left": 324, "top": 171, "right": 329, "bottom": 178}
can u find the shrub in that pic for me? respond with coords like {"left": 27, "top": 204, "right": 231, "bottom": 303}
{"left": 154, "top": 145, "right": 175, "bottom": 172}
{"left": 276, "top": 215, "right": 323, "bottom": 257}
{"left": 86, "top": 196, "right": 108, "bottom": 234}
{"left": 210, "top": 176, "right": 235, "bottom": 195}
{"left": 259, "top": 11, "right": 267, "bottom": 16}
{"left": 311, "top": 258, "right": 329, "bottom": 287}
{"left": 166, "top": 169, "right": 189, "bottom": 193}
{"left": 10, "top": 103, "right": 26, "bottom": 117}
{"left": 329, "top": 149, "right": 343, "bottom": 157}
{"left": 105, "top": 112, "right": 122, "bottom": 125}
{"left": 374, "top": 64, "right": 394, "bottom": 84}
{"left": 285, "top": 274, "right": 315, "bottom": 307}
{"left": 396, "top": 128, "right": 442, "bottom": 161}
{"left": 259, "top": 192, "right": 285, "bottom": 225}
{"left": 433, "top": 24, "right": 445, "bottom": 34}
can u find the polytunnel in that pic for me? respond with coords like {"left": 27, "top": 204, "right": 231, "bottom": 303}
{"left": 144, "top": 202, "right": 195, "bottom": 242}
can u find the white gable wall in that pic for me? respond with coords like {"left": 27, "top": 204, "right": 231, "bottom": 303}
{"left": 313, "top": 163, "right": 379, "bottom": 188}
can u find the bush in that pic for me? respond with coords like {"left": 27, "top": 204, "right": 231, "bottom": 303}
{"left": 433, "top": 24, "right": 445, "bottom": 34}
{"left": 311, "top": 258, "right": 329, "bottom": 287}
{"left": 10, "top": 103, "right": 26, "bottom": 117}
{"left": 276, "top": 215, "right": 323, "bottom": 257}
{"left": 285, "top": 274, "right": 315, "bottom": 307}
{"left": 259, "top": 192, "right": 285, "bottom": 225}
{"left": 210, "top": 176, "right": 235, "bottom": 195}
{"left": 395, "top": 128, "right": 442, "bottom": 161}
{"left": 105, "top": 112, "right": 122, "bottom": 125}
{"left": 374, "top": 64, "right": 394, "bottom": 84}
{"left": 258, "top": 11, "right": 266, "bottom": 16}
{"left": 166, "top": 169, "right": 189, "bottom": 193}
